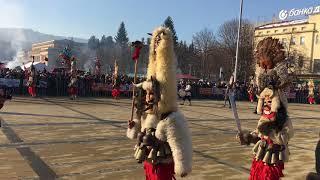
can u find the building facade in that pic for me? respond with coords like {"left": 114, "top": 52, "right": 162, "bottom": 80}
{"left": 255, "top": 14, "right": 320, "bottom": 74}
{"left": 31, "top": 39, "right": 87, "bottom": 70}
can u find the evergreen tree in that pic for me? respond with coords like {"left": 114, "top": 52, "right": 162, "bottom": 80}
{"left": 114, "top": 22, "right": 129, "bottom": 47}
{"left": 163, "top": 16, "right": 178, "bottom": 46}
{"left": 100, "top": 35, "right": 107, "bottom": 47}
{"left": 88, "top": 35, "right": 99, "bottom": 50}
{"left": 105, "top": 36, "right": 114, "bottom": 48}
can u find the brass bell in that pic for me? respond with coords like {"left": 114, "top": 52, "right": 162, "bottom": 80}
{"left": 164, "top": 143, "right": 172, "bottom": 155}
{"left": 142, "top": 134, "right": 153, "bottom": 146}
{"left": 136, "top": 147, "right": 147, "bottom": 163}
{"left": 263, "top": 151, "right": 271, "bottom": 164}
{"left": 279, "top": 150, "right": 285, "bottom": 161}
{"left": 271, "top": 152, "right": 279, "bottom": 164}
{"left": 255, "top": 146, "right": 264, "bottom": 160}
{"left": 134, "top": 146, "right": 140, "bottom": 158}
{"left": 157, "top": 146, "right": 165, "bottom": 157}
{"left": 252, "top": 140, "right": 260, "bottom": 154}
{"left": 148, "top": 149, "right": 154, "bottom": 159}
{"left": 148, "top": 148, "right": 157, "bottom": 162}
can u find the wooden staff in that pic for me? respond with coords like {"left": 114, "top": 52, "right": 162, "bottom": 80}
{"left": 129, "top": 41, "right": 143, "bottom": 128}
{"left": 129, "top": 60, "right": 138, "bottom": 123}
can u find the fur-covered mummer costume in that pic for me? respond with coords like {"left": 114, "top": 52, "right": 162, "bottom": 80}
{"left": 112, "top": 61, "right": 121, "bottom": 99}
{"left": 68, "top": 73, "right": 78, "bottom": 100}
{"left": 248, "top": 85, "right": 254, "bottom": 103}
{"left": 127, "top": 27, "right": 192, "bottom": 180}
{"left": 240, "top": 37, "right": 294, "bottom": 180}
{"left": 27, "top": 62, "right": 37, "bottom": 97}
{"left": 308, "top": 80, "right": 315, "bottom": 104}
{"left": 68, "top": 58, "right": 78, "bottom": 100}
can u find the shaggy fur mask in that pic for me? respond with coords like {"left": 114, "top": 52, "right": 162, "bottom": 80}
{"left": 146, "top": 27, "right": 178, "bottom": 114}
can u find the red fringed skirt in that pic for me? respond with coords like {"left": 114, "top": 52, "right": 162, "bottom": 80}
{"left": 250, "top": 159, "right": 284, "bottom": 180}
{"left": 28, "top": 86, "right": 36, "bottom": 97}
{"left": 308, "top": 97, "right": 315, "bottom": 104}
{"left": 68, "top": 87, "right": 77, "bottom": 96}
{"left": 112, "top": 89, "right": 120, "bottom": 98}
{"left": 249, "top": 93, "right": 254, "bottom": 102}
{"left": 143, "top": 161, "right": 175, "bottom": 180}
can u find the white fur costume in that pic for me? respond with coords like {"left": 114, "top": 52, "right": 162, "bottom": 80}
{"left": 308, "top": 80, "right": 315, "bottom": 97}
{"left": 127, "top": 27, "right": 192, "bottom": 177}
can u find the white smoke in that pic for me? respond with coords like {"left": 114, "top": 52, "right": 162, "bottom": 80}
{"left": 0, "top": 0, "right": 26, "bottom": 69}
{"left": 84, "top": 58, "right": 94, "bottom": 72}
{"left": 81, "top": 47, "right": 96, "bottom": 72}
{"left": 7, "top": 29, "right": 26, "bottom": 69}
{"left": 6, "top": 58, "right": 22, "bottom": 69}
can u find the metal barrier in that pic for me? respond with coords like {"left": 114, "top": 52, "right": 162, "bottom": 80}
{"left": 4, "top": 78, "right": 315, "bottom": 104}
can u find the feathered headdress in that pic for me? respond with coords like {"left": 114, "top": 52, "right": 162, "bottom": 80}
{"left": 255, "top": 37, "right": 291, "bottom": 93}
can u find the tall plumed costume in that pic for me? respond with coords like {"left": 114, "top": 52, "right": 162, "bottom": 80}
{"left": 240, "top": 37, "right": 294, "bottom": 180}
{"left": 307, "top": 80, "right": 315, "bottom": 104}
{"left": 112, "top": 60, "right": 121, "bottom": 99}
{"left": 68, "top": 57, "right": 78, "bottom": 100}
{"left": 27, "top": 60, "right": 37, "bottom": 97}
{"left": 126, "top": 27, "right": 192, "bottom": 179}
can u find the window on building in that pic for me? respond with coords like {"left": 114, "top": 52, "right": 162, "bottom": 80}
{"left": 300, "top": 36, "right": 305, "bottom": 45}
{"left": 258, "top": 32, "right": 262, "bottom": 35}
{"left": 301, "top": 27, "right": 306, "bottom": 31}
{"left": 292, "top": 28, "right": 297, "bottom": 31}
{"left": 283, "top": 29, "right": 287, "bottom": 32}
{"left": 266, "top": 31, "right": 270, "bottom": 34}
{"left": 291, "top": 37, "right": 296, "bottom": 45}
{"left": 274, "top": 30, "right": 278, "bottom": 33}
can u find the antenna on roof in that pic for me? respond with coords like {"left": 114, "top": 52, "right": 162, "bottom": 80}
{"left": 272, "top": 14, "right": 277, "bottom": 23}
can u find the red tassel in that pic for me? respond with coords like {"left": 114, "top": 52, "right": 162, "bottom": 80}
{"left": 143, "top": 161, "right": 175, "bottom": 180}
{"left": 132, "top": 46, "right": 142, "bottom": 61}
{"left": 112, "top": 89, "right": 121, "bottom": 98}
{"left": 68, "top": 87, "right": 77, "bottom": 95}
{"left": 250, "top": 159, "right": 284, "bottom": 180}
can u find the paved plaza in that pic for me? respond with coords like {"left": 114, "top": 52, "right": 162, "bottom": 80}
{"left": 0, "top": 97, "right": 318, "bottom": 180}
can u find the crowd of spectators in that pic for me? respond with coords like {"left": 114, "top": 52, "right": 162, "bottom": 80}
{"left": 0, "top": 67, "right": 318, "bottom": 104}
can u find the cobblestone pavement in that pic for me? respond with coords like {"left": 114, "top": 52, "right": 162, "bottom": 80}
{"left": 0, "top": 97, "right": 318, "bottom": 180}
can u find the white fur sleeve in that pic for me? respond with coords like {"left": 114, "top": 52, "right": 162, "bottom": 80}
{"left": 156, "top": 112, "right": 193, "bottom": 176}
{"left": 126, "top": 118, "right": 141, "bottom": 140}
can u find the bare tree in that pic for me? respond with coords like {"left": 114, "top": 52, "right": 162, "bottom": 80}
{"left": 192, "top": 28, "right": 218, "bottom": 79}
{"left": 217, "top": 19, "right": 255, "bottom": 81}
